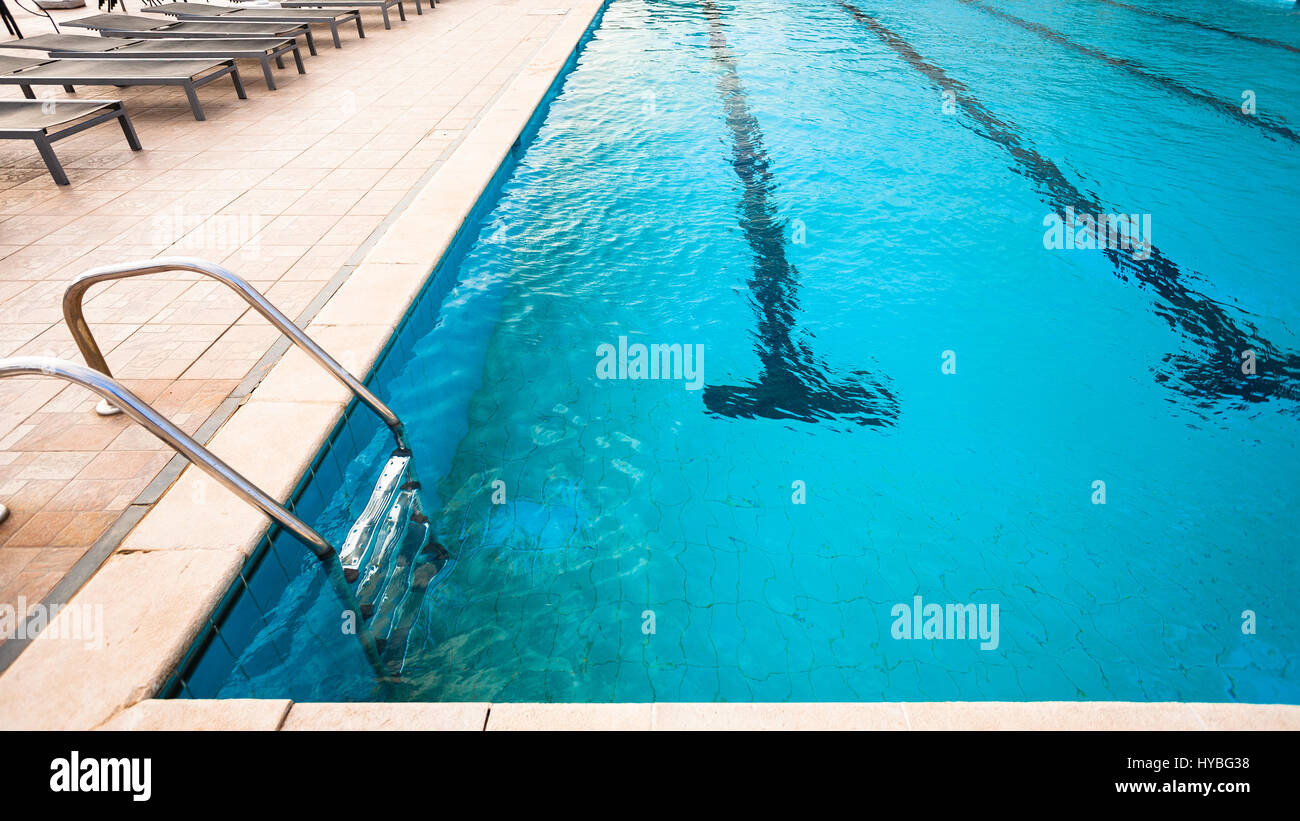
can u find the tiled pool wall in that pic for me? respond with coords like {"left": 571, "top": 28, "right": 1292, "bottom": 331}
{"left": 164, "top": 0, "right": 615, "bottom": 700}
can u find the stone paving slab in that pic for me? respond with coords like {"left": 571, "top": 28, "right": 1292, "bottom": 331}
{"left": 98, "top": 698, "right": 292, "bottom": 731}
{"left": 0, "top": 548, "right": 244, "bottom": 729}
{"left": 78, "top": 700, "right": 1300, "bottom": 731}
{"left": 282, "top": 702, "right": 489, "bottom": 730}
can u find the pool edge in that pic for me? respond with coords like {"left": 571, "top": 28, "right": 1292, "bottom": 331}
{"left": 94, "top": 700, "right": 1300, "bottom": 731}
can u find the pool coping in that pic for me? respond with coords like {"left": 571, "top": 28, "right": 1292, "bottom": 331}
{"left": 96, "top": 700, "right": 1300, "bottom": 731}
{"left": 0, "top": 0, "right": 1294, "bottom": 731}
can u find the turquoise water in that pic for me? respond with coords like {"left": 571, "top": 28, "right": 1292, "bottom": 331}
{"left": 174, "top": 0, "right": 1300, "bottom": 703}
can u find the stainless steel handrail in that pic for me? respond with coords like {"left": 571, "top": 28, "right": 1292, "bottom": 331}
{"left": 0, "top": 356, "right": 388, "bottom": 676}
{"left": 0, "top": 357, "right": 334, "bottom": 558}
{"left": 63, "top": 256, "right": 409, "bottom": 449}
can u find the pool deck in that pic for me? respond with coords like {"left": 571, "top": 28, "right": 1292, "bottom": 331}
{"left": 0, "top": 0, "right": 578, "bottom": 635}
{"left": 0, "top": 1, "right": 1296, "bottom": 731}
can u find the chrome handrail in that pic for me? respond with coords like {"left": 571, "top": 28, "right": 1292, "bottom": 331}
{"left": 63, "top": 256, "right": 409, "bottom": 449}
{"left": 0, "top": 356, "right": 388, "bottom": 676}
{"left": 0, "top": 357, "right": 334, "bottom": 558}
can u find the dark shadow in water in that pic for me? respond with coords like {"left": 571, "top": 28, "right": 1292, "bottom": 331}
{"left": 959, "top": 0, "right": 1300, "bottom": 145}
{"left": 698, "top": 0, "right": 899, "bottom": 428}
{"left": 1085, "top": 0, "right": 1300, "bottom": 55}
{"left": 836, "top": 0, "right": 1300, "bottom": 408}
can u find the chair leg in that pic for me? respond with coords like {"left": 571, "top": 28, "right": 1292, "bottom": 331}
{"left": 292, "top": 46, "right": 306, "bottom": 75}
{"left": 355, "top": 15, "right": 365, "bottom": 39}
{"left": 275, "top": 53, "right": 285, "bottom": 69}
{"left": 381, "top": 5, "right": 391, "bottom": 29}
{"left": 398, "top": 1, "right": 407, "bottom": 22}
{"left": 63, "top": 84, "right": 76, "bottom": 94}
{"left": 32, "top": 136, "right": 70, "bottom": 186}
{"left": 304, "top": 29, "right": 318, "bottom": 56}
{"left": 230, "top": 66, "right": 247, "bottom": 100}
{"left": 20, "top": 84, "right": 35, "bottom": 100}
{"left": 330, "top": 22, "right": 342, "bottom": 48}
{"left": 116, "top": 108, "right": 144, "bottom": 151}
{"left": 260, "top": 57, "right": 278, "bottom": 91}
{"left": 182, "top": 82, "right": 206, "bottom": 121}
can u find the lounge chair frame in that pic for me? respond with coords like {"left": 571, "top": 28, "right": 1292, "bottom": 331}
{"left": 235, "top": 0, "right": 424, "bottom": 31}
{"left": 64, "top": 15, "right": 320, "bottom": 57}
{"left": 142, "top": 3, "right": 364, "bottom": 49}
{"left": 0, "top": 100, "right": 142, "bottom": 185}
{"left": 57, "top": 39, "right": 304, "bottom": 91}
{"left": 0, "top": 57, "right": 246, "bottom": 121}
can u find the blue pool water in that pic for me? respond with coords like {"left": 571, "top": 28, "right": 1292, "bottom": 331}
{"left": 172, "top": 0, "right": 1300, "bottom": 703}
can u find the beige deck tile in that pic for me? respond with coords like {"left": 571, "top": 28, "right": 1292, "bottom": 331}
{"left": 283, "top": 702, "right": 490, "bottom": 731}
{"left": 121, "top": 399, "right": 345, "bottom": 554}
{"left": 106, "top": 380, "right": 241, "bottom": 450}
{"left": 0, "top": 549, "right": 243, "bottom": 730}
{"left": 652, "top": 703, "right": 910, "bottom": 731}
{"left": 253, "top": 323, "right": 395, "bottom": 405}
{"left": 9, "top": 412, "right": 130, "bottom": 453}
{"left": 151, "top": 280, "right": 255, "bottom": 326}
{"left": 46, "top": 476, "right": 150, "bottom": 513}
{"left": 218, "top": 188, "right": 305, "bottom": 217}
{"left": 47, "top": 512, "right": 119, "bottom": 548}
{"left": 486, "top": 703, "right": 655, "bottom": 731}
{"left": 283, "top": 188, "right": 367, "bottom": 217}
{"left": 252, "top": 214, "right": 344, "bottom": 247}
{"left": 3, "top": 511, "right": 77, "bottom": 548}
{"left": 282, "top": 246, "right": 356, "bottom": 281}
{"left": 1192, "top": 704, "right": 1300, "bottom": 730}
{"left": 98, "top": 699, "right": 292, "bottom": 731}
{"left": 319, "top": 214, "right": 387, "bottom": 246}
{"left": 13, "top": 451, "right": 96, "bottom": 482}
{"left": 76, "top": 451, "right": 172, "bottom": 482}
{"left": 221, "top": 244, "right": 313, "bottom": 280}
{"left": 0, "top": 549, "right": 41, "bottom": 581}
{"left": 903, "top": 702, "right": 1205, "bottom": 731}
{"left": 180, "top": 325, "right": 282, "bottom": 381}
{"left": 311, "top": 263, "right": 432, "bottom": 329}
{"left": 245, "top": 280, "right": 327, "bottom": 323}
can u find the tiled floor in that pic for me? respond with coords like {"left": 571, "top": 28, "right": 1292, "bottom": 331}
{"left": 0, "top": 0, "right": 569, "bottom": 621}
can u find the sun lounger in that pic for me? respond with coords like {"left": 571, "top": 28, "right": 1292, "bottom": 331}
{"left": 0, "top": 55, "right": 246, "bottom": 122}
{"left": 0, "top": 33, "right": 305, "bottom": 90}
{"left": 142, "top": 2, "right": 364, "bottom": 49}
{"left": 232, "top": 0, "right": 424, "bottom": 31}
{"left": 0, "top": 99, "right": 141, "bottom": 185}
{"left": 63, "top": 13, "right": 318, "bottom": 57}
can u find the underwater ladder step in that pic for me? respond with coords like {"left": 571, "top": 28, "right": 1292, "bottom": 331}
{"left": 338, "top": 449, "right": 451, "bottom": 666}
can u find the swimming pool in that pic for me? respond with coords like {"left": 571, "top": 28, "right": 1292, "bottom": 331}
{"left": 169, "top": 0, "right": 1300, "bottom": 703}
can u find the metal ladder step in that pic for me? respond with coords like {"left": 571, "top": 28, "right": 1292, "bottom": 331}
{"left": 341, "top": 447, "right": 450, "bottom": 667}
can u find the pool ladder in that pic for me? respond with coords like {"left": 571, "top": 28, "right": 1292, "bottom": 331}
{"left": 0, "top": 257, "right": 448, "bottom": 675}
